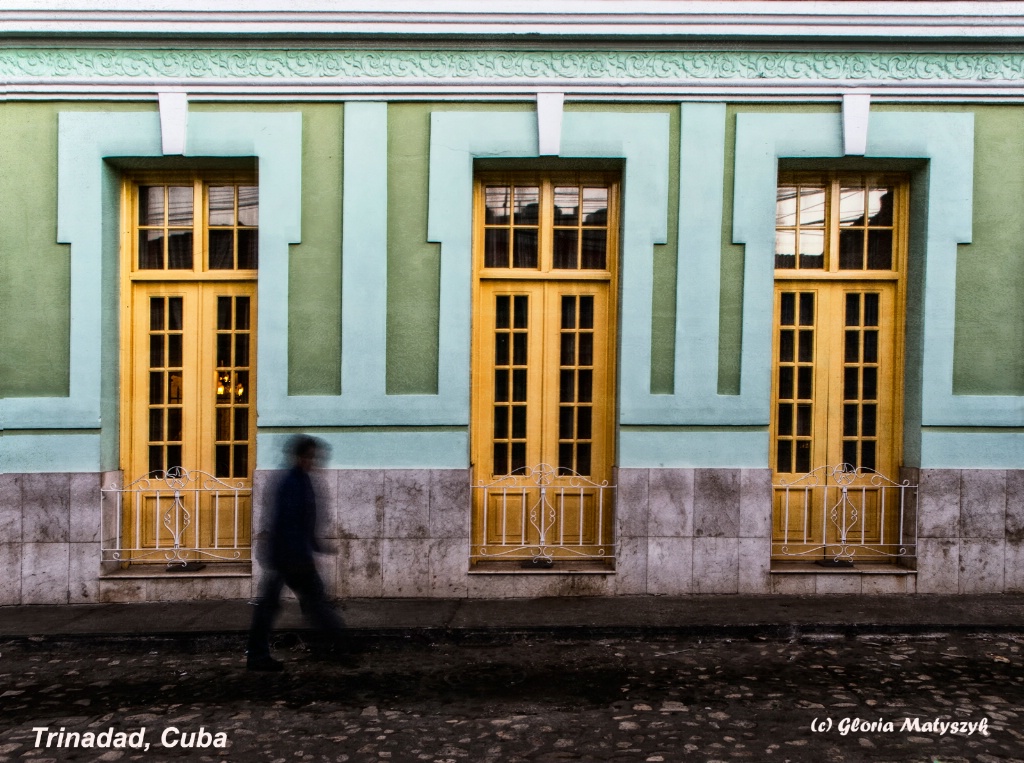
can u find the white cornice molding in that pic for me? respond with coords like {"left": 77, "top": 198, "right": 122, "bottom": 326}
{"left": 3, "top": 2, "right": 1024, "bottom": 41}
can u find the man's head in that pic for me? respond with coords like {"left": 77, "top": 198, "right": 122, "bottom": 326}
{"left": 287, "top": 435, "right": 325, "bottom": 472}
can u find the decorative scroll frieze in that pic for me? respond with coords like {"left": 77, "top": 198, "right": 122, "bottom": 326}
{"left": 3, "top": 49, "right": 1024, "bottom": 84}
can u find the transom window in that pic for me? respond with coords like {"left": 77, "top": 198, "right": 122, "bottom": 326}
{"left": 775, "top": 175, "right": 898, "bottom": 272}
{"left": 481, "top": 175, "right": 614, "bottom": 273}
{"left": 134, "top": 178, "right": 258, "bottom": 274}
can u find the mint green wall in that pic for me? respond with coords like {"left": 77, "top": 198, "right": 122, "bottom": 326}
{"left": 192, "top": 103, "right": 344, "bottom": 397}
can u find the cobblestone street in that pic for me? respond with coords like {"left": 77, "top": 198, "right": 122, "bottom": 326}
{"left": 2, "top": 630, "right": 1023, "bottom": 762}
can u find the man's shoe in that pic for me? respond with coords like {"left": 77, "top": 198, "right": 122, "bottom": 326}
{"left": 247, "top": 656, "right": 284, "bottom": 672}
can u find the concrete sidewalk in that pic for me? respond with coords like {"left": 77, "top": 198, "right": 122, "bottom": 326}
{"left": 2, "top": 594, "right": 1024, "bottom": 640}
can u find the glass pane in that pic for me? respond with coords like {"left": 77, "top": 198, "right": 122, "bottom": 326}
{"left": 167, "top": 408, "right": 182, "bottom": 441}
{"left": 795, "top": 441, "right": 811, "bottom": 473}
{"left": 560, "top": 334, "right": 575, "bottom": 366}
{"left": 576, "top": 443, "right": 591, "bottom": 476}
{"left": 233, "top": 444, "right": 248, "bottom": 478}
{"left": 234, "top": 407, "right": 249, "bottom": 443}
{"left": 559, "top": 443, "right": 573, "bottom": 474}
{"left": 493, "top": 407, "right": 508, "bottom": 439}
{"left": 864, "top": 294, "right": 880, "bottom": 326}
{"left": 845, "top": 293, "right": 860, "bottom": 327}
{"left": 495, "top": 295, "right": 510, "bottom": 329}
{"left": 779, "top": 329, "right": 794, "bottom": 362}
{"left": 560, "top": 370, "right": 575, "bottom": 403}
{"left": 512, "top": 332, "right": 527, "bottom": 366}
{"left": 578, "top": 370, "right": 593, "bottom": 403}
{"left": 485, "top": 186, "right": 511, "bottom": 224}
{"left": 798, "top": 230, "right": 824, "bottom": 269}
{"left": 581, "top": 229, "right": 607, "bottom": 269}
{"left": 149, "top": 446, "right": 163, "bottom": 475}
{"left": 168, "top": 298, "right": 183, "bottom": 330}
{"left": 559, "top": 406, "right": 574, "bottom": 439}
{"left": 167, "top": 186, "right": 193, "bottom": 226}
{"left": 238, "top": 185, "right": 259, "bottom": 226}
{"left": 236, "top": 298, "right": 250, "bottom": 330}
{"left": 796, "top": 404, "right": 811, "bottom": 436}
{"left": 139, "top": 230, "right": 163, "bottom": 269}
{"left": 217, "top": 371, "right": 231, "bottom": 402}
{"left": 777, "top": 403, "right": 793, "bottom": 436}
{"left": 235, "top": 371, "right": 249, "bottom": 403}
{"left": 513, "top": 186, "right": 539, "bottom": 225}
{"left": 484, "top": 229, "right": 509, "bottom": 268}
{"left": 843, "top": 440, "right": 858, "bottom": 468}
{"left": 512, "top": 369, "right": 527, "bottom": 402}
{"left": 217, "top": 296, "right": 232, "bottom": 330}
{"left": 778, "top": 366, "right": 793, "bottom": 399}
{"left": 149, "top": 409, "right": 163, "bottom": 441}
{"left": 780, "top": 293, "right": 795, "bottom": 326}
{"left": 216, "top": 408, "right": 231, "bottom": 441}
{"left": 513, "top": 295, "right": 528, "bottom": 328}
{"left": 495, "top": 333, "right": 509, "bottom": 365}
{"left": 798, "top": 330, "right": 813, "bottom": 363}
{"left": 580, "top": 297, "right": 594, "bottom": 329}
{"left": 844, "top": 330, "right": 860, "bottom": 363}
{"left": 493, "top": 443, "right": 508, "bottom": 475}
{"left": 237, "top": 229, "right": 258, "bottom": 270}
{"left": 553, "top": 187, "right": 579, "bottom": 225}
{"left": 208, "top": 229, "right": 234, "bottom": 269}
{"left": 581, "top": 188, "right": 608, "bottom": 226}
{"left": 578, "top": 333, "right": 593, "bottom": 366}
{"left": 149, "top": 298, "right": 164, "bottom": 331}
{"left": 167, "top": 230, "right": 193, "bottom": 269}
{"left": 553, "top": 229, "right": 578, "bottom": 269}
{"left": 168, "top": 372, "right": 183, "bottom": 404}
{"left": 577, "top": 407, "right": 592, "bottom": 439}
{"left": 798, "top": 293, "right": 814, "bottom": 326}
{"left": 512, "top": 229, "right": 538, "bottom": 268}
{"left": 139, "top": 186, "right": 164, "bottom": 226}
{"left": 868, "top": 188, "right": 893, "bottom": 226}
{"left": 775, "top": 230, "right": 796, "bottom": 269}
{"left": 866, "top": 230, "right": 893, "bottom": 270}
{"left": 844, "top": 367, "right": 859, "bottom": 400}
{"left": 797, "top": 366, "right": 812, "bottom": 399}
{"left": 216, "top": 445, "right": 230, "bottom": 478}
{"left": 862, "top": 440, "right": 876, "bottom": 471}
{"left": 217, "top": 334, "right": 231, "bottom": 367}
{"left": 168, "top": 334, "right": 182, "bottom": 367}
{"left": 776, "top": 186, "right": 797, "bottom": 227}
{"left": 839, "top": 186, "right": 866, "bottom": 226}
{"left": 494, "top": 369, "right": 509, "bottom": 402}
{"left": 208, "top": 186, "right": 235, "bottom": 226}
{"left": 561, "top": 297, "right": 576, "bottom": 330}
{"left": 149, "top": 334, "right": 164, "bottom": 367}
{"left": 862, "top": 404, "right": 877, "bottom": 437}
{"left": 843, "top": 404, "right": 858, "bottom": 437}
{"left": 863, "top": 331, "right": 878, "bottom": 363}
{"left": 511, "top": 406, "right": 526, "bottom": 439}
{"left": 798, "top": 187, "right": 826, "bottom": 226}
{"left": 862, "top": 367, "right": 877, "bottom": 400}
{"left": 776, "top": 440, "right": 792, "bottom": 473}
{"left": 838, "top": 229, "right": 864, "bottom": 269}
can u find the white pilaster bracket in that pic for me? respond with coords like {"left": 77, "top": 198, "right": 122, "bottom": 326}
{"left": 536, "top": 91, "right": 565, "bottom": 156}
{"left": 158, "top": 91, "right": 189, "bottom": 155}
{"left": 842, "top": 91, "right": 871, "bottom": 156}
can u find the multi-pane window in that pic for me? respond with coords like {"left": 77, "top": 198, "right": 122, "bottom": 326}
{"left": 134, "top": 179, "right": 258, "bottom": 273}
{"left": 775, "top": 175, "right": 897, "bottom": 272}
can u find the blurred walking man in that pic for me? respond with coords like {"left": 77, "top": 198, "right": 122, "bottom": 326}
{"left": 247, "top": 435, "right": 345, "bottom": 671}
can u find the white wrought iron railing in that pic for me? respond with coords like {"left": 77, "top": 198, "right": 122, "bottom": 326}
{"left": 772, "top": 464, "right": 917, "bottom": 564}
{"left": 472, "top": 464, "right": 615, "bottom": 566}
{"left": 101, "top": 468, "right": 251, "bottom": 565}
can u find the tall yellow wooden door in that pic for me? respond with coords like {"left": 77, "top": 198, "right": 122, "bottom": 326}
{"left": 470, "top": 174, "right": 618, "bottom": 568}
{"left": 770, "top": 174, "right": 910, "bottom": 563}
{"left": 119, "top": 177, "right": 257, "bottom": 564}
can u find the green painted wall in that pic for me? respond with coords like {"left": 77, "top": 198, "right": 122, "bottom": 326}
{"left": 0, "top": 102, "right": 150, "bottom": 399}
{"left": 193, "top": 103, "right": 344, "bottom": 397}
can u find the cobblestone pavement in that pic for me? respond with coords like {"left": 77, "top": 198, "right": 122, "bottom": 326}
{"left": 1, "top": 630, "right": 1023, "bottom": 762}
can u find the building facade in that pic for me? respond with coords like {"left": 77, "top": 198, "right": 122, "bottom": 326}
{"left": 2, "top": 1, "right": 1024, "bottom": 604}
